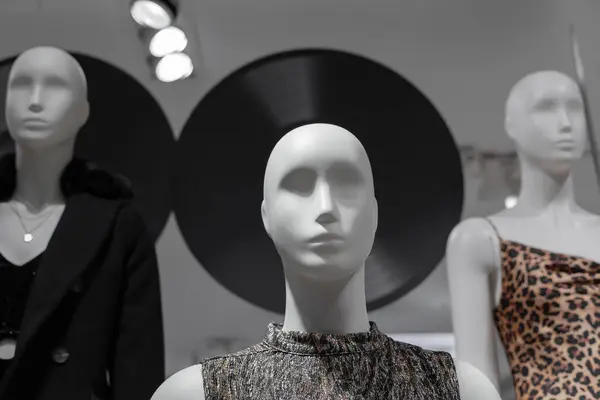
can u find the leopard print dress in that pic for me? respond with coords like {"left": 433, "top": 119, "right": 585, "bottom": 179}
{"left": 488, "top": 221, "right": 600, "bottom": 400}
{"left": 200, "top": 322, "right": 460, "bottom": 399}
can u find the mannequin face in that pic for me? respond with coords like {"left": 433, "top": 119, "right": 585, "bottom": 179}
{"left": 505, "top": 71, "right": 585, "bottom": 173}
{"left": 262, "top": 124, "right": 378, "bottom": 280}
{"left": 5, "top": 46, "right": 89, "bottom": 149}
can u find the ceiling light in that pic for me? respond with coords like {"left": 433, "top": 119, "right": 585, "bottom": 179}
{"left": 155, "top": 53, "right": 194, "bottom": 82}
{"left": 130, "top": 0, "right": 177, "bottom": 30}
{"left": 149, "top": 27, "right": 188, "bottom": 57}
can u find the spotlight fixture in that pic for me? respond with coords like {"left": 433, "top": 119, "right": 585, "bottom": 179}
{"left": 130, "top": 0, "right": 194, "bottom": 83}
{"left": 155, "top": 53, "right": 194, "bottom": 82}
{"left": 130, "top": 0, "right": 178, "bottom": 30}
{"left": 149, "top": 27, "right": 188, "bottom": 57}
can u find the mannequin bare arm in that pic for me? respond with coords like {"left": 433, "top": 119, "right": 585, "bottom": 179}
{"left": 150, "top": 365, "right": 205, "bottom": 400}
{"left": 446, "top": 219, "right": 501, "bottom": 388}
{"left": 455, "top": 360, "right": 502, "bottom": 399}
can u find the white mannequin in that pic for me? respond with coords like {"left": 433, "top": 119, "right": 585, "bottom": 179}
{"left": 446, "top": 70, "right": 598, "bottom": 389}
{"left": 0, "top": 46, "right": 89, "bottom": 267}
{"left": 153, "top": 124, "right": 501, "bottom": 399}
{"left": 0, "top": 47, "right": 88, "bottom": 359}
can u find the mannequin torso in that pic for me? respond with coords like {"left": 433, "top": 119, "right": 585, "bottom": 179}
{"left": 153, "top": 124, "right": 501, "bottom": 399}
{"left": 0, "top": 202, "right": 64, "bottom": 266}
{"left": 488, "top": 206, "right": 600, "bottom": 306}
{"left": 152, "top": 347, "right": 498, "bottom": 400}
{"left": 446, "top": 71, "right": 600, "bottom": 399}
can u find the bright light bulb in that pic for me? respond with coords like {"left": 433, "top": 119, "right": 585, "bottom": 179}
{"left": 155, "top": 53, "right": 194, "bottom": 82}
{"left": 149, "top": 27, "right": 188, "bottom": 57}
{"left": 504, "top": 195, "right": 518, "bottom": 209}
{"left": 130, "top": 0, "right": 173, "bottom": 30}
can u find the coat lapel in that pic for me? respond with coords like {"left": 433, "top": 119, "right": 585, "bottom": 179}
{"left": 15, "top": 192, "right": 121, "bottom": 354}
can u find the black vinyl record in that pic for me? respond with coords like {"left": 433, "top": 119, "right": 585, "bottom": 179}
{"left": 0, "top": 53, "right": 175, "bottom": 241}
{"left": 173, "top": 49, "right": 464, "bottom": 313}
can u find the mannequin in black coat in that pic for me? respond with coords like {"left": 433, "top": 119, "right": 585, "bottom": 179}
{"left": 0, "top": 46, "right": 164, "bottom": 400}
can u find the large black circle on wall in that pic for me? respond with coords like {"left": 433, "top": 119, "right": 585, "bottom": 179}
{"left": 0, "top": 52, "right": 175, "bottom": 241}
{"left": 173, "top": 49, "right": 464, "bottom": 314}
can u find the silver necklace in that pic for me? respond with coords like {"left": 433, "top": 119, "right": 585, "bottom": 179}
{"left": 7, "top": 201, "right": 62, "bottom": 243}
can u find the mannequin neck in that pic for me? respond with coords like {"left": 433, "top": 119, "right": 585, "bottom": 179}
{"left": 515, "top": 156, "right": 577, "bottom": 216}
{"left": 13, "top": 141, "right": 73, "bottom": 211}
{"left": 282, "top": 264, "right": 370, "bottom": 335}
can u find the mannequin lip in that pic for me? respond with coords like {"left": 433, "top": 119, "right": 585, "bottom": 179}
{"left": 555, "top": 139, "right": 576, "bottom": 148}
{"left": 307, "top": 232, "right": 343, "bottom": 245}
{"left": 22, "top": 118, "right": 49, "bottom": 127}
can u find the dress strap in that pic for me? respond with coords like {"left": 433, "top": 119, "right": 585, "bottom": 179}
{"left": 483, "top": 217, "right": 502, "bottom": 241}
{"left": 482, "top": 217, "right": 503, "bottom": 273}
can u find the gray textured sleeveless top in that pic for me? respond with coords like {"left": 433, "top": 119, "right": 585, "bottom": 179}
{"left": 201, "top": 322, "right": 460, "bottom": 399}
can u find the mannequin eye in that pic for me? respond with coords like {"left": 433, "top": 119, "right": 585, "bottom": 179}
{"left": 45, "top": 76, "right": 70, "bottom": 88}
{"left": 328, "top": 163, "right": 364, "bottom": 187}
{"left": 535, "top": 99, "right": 558, "bottom": 111}
{"left": 566, "top": 99, "right": 584, "bottom": 111}
{"left": 8, "top": 76, "right": 32, "bottom": 88}
{"left": 280, "top": 168, "right": 316, "bottom": 196}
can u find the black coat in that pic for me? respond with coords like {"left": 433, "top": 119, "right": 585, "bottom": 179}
{"left": 0, "top": 155, "right": 165, "bottom": 400}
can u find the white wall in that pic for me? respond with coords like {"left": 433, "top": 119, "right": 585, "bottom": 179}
{"left": 1, "top": 2, "right": 599, "bottom": 398}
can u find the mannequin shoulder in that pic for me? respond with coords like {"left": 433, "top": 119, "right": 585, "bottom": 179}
{"left": 454, "top": 360, "right": 501, "bottom": 400}
{"left": 63, "top": 158, "right": 134, "bottom": 200}
{"left": 111, "top": 201, "right": 155, "bottom": 244}
{"left": 151, "top": 364, "right": 205, "bottom": 400}
{"left": 446, "top": 218, "right": 498, "bottom": 269}
{"left": 446, "top": 217, "right": 496, "bottom": 249}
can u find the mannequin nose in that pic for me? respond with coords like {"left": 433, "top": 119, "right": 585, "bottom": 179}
{"left": 558, "top": 109, "right": 572, "bottom": 133}
{"left": 315, "top": 183, "right": 337, "bottom": 224}
{"left": 28, "top": 87, "right": 43, "bottom": 113}
{"left": 29, "top": 103, "right": 42, "bottom": 113}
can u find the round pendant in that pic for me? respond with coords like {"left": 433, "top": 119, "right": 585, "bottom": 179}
{"left": 0, "top": 338, "right": 16, "bottom": 360}
{"left": 23, "top": 233, "right": 33, "bottom": 243}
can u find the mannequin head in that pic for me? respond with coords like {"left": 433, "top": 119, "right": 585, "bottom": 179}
{"left": 261, "top": 123, "right": 378, "bottom": 281}
{"left": 505, "top": 70, "right": 585, "bottom": 175}
{"left": 5, "top": 46, "right": 89, "bottom": 149}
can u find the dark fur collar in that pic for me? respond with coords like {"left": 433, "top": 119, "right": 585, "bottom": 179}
{"left": 0, "top": 153, "right": 133, "bottom": 202}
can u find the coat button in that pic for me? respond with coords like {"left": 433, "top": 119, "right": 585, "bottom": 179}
{"left": 52, "top": 347, "right": 69, "bottom": 364}
{"left": 71, "top": 280, "right": 83, "bottom": 294}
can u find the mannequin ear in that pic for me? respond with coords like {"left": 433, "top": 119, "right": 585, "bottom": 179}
{"left": 261, "top": 199, "right": 271, "bottom": 237}
{"left": 372, "top": 197, "right": 378, "bottom": 234}
{"left": 80, "top": 100, "right": 90, "bottom": 127}
{"left": 505, "top": 116, "right": 514, "bottom": 140}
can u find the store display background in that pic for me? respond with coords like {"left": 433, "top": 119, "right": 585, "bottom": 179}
{"left": 2, "top": 1, "right": 600, "bottom": 398}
